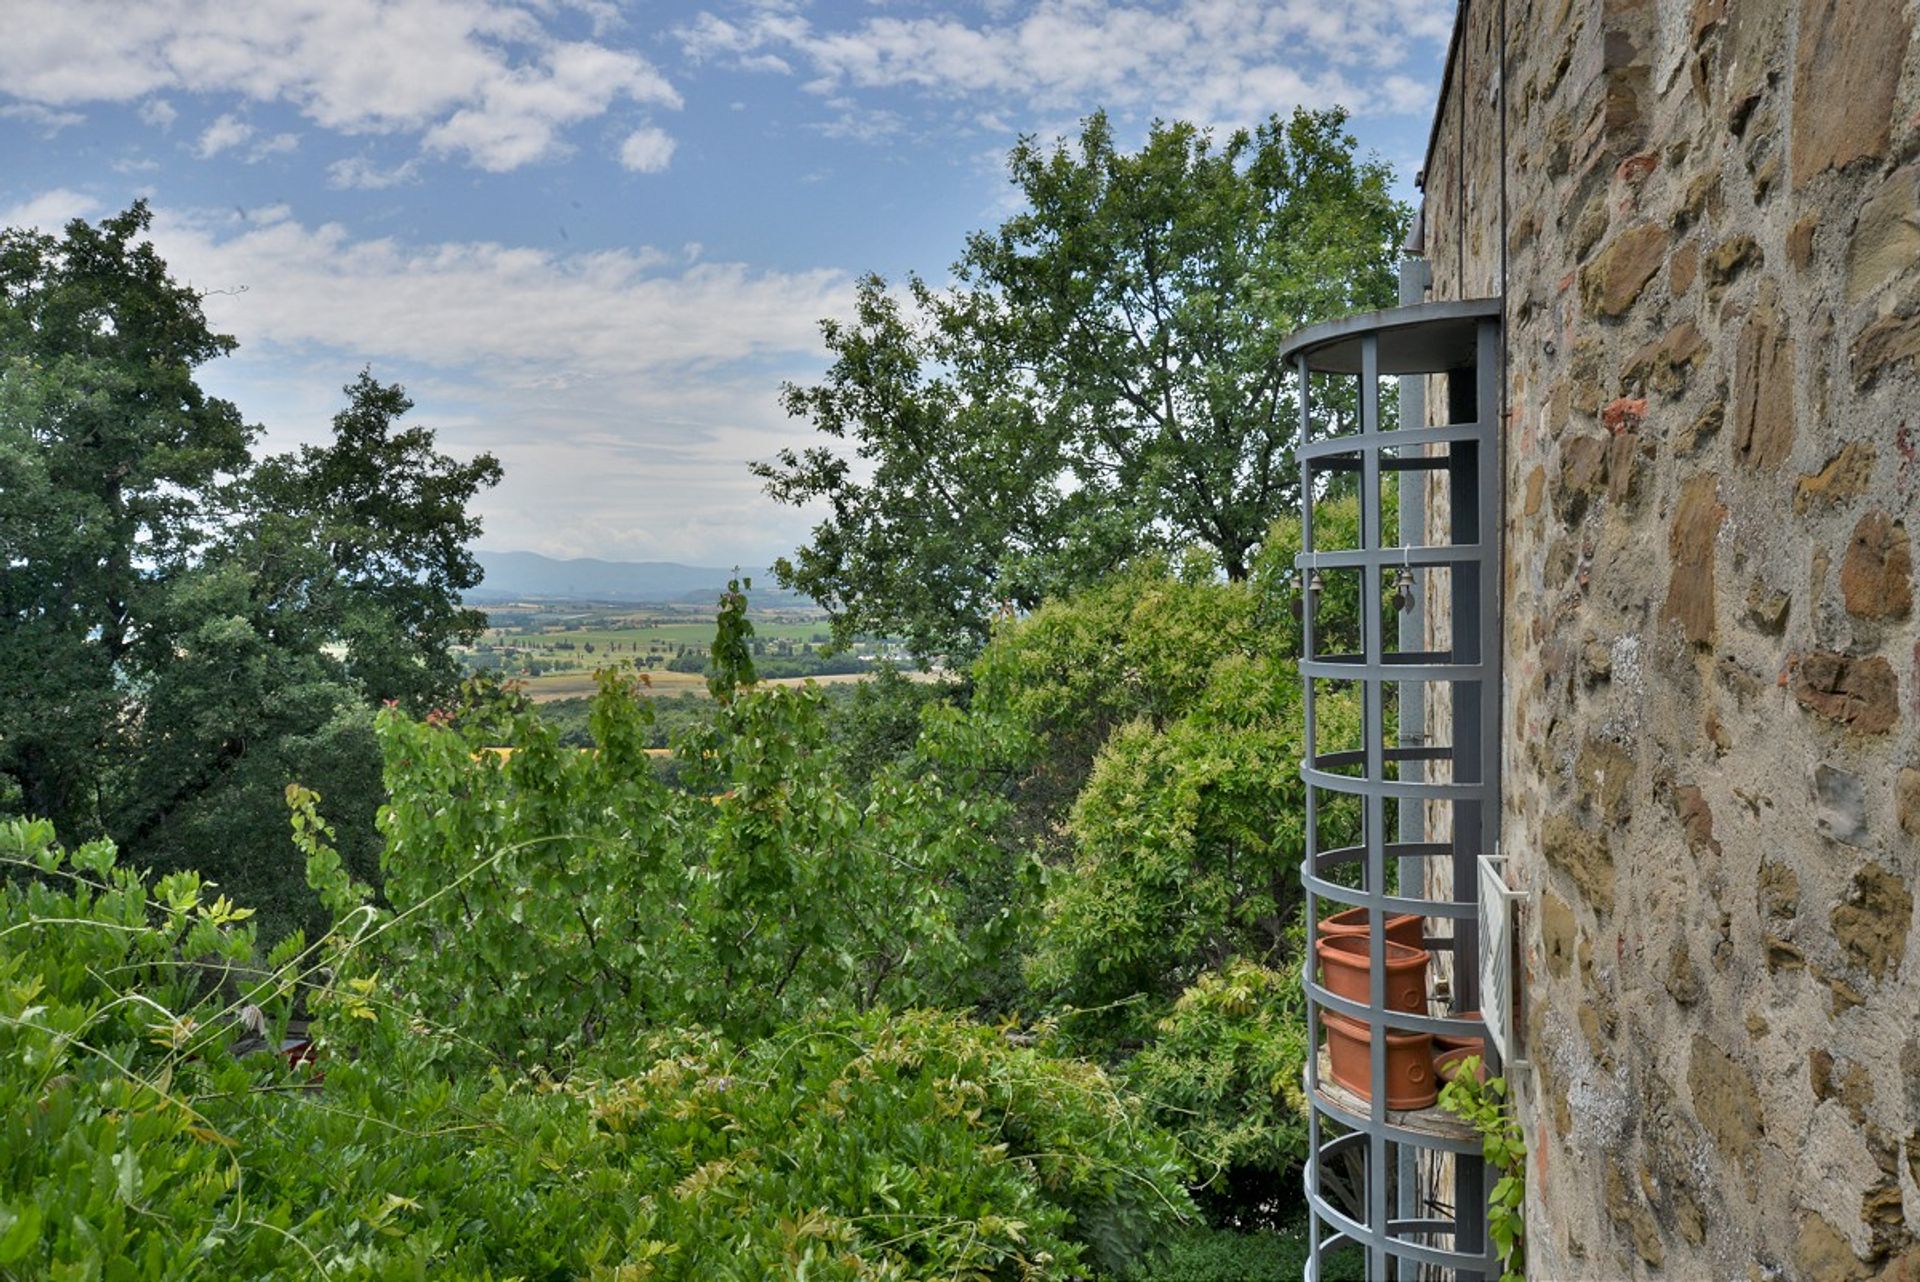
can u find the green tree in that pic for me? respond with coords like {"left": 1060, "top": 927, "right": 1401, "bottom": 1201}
{"left": 758, "top": 108, "right": 1406, "bottom": 660}
{"left": 0, "top": 202, "right": 251, "bottom": 837}
{"left": 0, "top": 206, "right": 499, "bottom": 934}
{"left": 247, "top": 370, "right": 501, "bottom": 711}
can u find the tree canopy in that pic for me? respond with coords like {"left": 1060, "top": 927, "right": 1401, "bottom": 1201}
{"left": 0, "top": 203, "right": 499, "bottom": 932}
{"left": 758, "top": 108, "right": 1407, "bottom": 660}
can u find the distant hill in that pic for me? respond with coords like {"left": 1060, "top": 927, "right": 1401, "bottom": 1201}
{"left": 469, "top": 551, "right": 800, "bottom": 605}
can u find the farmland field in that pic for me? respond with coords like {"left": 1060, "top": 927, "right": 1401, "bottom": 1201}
{"left": 457, "top": 601, "right": 910, "bottom": 701}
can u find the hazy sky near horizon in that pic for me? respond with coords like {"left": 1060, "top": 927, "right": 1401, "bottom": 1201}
{"left": 2, "top": 0, "right": 1454, "bottom": 566}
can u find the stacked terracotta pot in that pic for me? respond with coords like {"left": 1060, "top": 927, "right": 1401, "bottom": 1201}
{"left": 1314, "top": 910, "right": 1436, "bottom": 1109}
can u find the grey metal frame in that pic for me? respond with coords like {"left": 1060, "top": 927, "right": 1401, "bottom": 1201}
{"left": 1285, "top": 298, "right": 1504, "bottom": 1281}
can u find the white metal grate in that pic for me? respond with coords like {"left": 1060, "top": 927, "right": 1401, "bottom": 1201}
{"left": 1478, "top": 853, "right": 1525, "bottom": 1068}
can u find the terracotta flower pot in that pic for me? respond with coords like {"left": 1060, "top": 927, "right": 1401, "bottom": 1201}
{"left": 1317, "top": 906, "right": 1425, "bottom": 951}
{"left": 1433, "top": 1010, "right": 1483, "bottom": 1056}
{"left": 1314, "top": 935, "right": 1431, "bottom": 1013}
{"left": 1323, "top": 1011, "right": 1437, "bottom": 1109}
{"left": 1434, "top": 1045, "right": 1489, "bottom": 1085}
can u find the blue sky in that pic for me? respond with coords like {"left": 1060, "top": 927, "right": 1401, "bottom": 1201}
{"left": 2, "top": 0, "right": 1455, "bottom": 566}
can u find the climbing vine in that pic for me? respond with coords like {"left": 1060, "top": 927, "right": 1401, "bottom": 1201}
{"left": 1438, "top": 1057, "right": 1527, "bottom": 1282}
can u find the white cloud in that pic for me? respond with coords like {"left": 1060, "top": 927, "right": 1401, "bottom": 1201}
{"left": 0, "top": 188, "right": 102, "bottom": 230}
{"left": 677, "top": 0, "right": 1454, "bottom": 129}
{"left": 137, "top": 97, "right": 177, "bottom": 128}
{"left": 248, "top": 131, "right": 300, "bottom": 160}
{"left": 421, "top": 40, "right": 681, "bottom": 169}
{"left": 150, "top": 205, "right": 845, "bottom": 378}
{"left": 813, "top": 106, "right": 903, "bottom": 144}
{"left": 91, "top": 202, "right": 855, "bottom": 563}
{"left": 617, "top": 125, "right": 676, "bottom": 172}
{"left": 194, "top": 112, "right": 253, "bottom": 157}
{"left": 327, "top": 155, "right": 422, "bottom": 189}
{"left": 0, "top": 0, "right": 680, "bottom": 173}
{"left": 0, "top": 102, "right": 85, "bottom": 134}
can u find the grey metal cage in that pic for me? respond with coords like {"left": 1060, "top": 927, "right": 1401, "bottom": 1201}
{"left": 1286, "top": 297, "right": 1504, "bottom": 1281}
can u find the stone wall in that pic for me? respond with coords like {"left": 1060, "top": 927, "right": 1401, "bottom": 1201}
{"left": 1419, "top": 0, "right": 1920, "bottom": 1276}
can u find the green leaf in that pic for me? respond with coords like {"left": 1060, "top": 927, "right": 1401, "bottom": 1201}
{"left": 0, "top": 1202, "right": 43, "bottom": 1264}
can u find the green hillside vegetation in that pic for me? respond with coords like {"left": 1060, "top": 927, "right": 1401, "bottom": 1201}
{"left": 1, "top": 105, "right": 1397, "bottom": 1280}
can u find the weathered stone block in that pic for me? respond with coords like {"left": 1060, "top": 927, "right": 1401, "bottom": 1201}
{"left": 1839, "top": 509, "right": 1913, "bottom": 619}
{"left": 1746, "top": 578, "right": 1792, "bottom": 634}
{"left": 1673, "top": 784, "right": 1722, "bottom": 856}
{"left": 1850, "top": 309, "right": 1920, "bottom": 388}
{"left": 1662, "top": 472, "right": 1725, "bottom": 645}
{"left": 1732, "top": 290, "right": 1796, "bottom": 469}
{"left": 1556, "top": 434, "right": 1610, "bottom": 523}
{"left": 1580, "top": 222, "right": 1668, "bottom": 317}
{"left": 1791, "top": 0, "right": 1911, "bottom": 188}
{"left": 1898, "top": 766, "right": 1920, "bottom": 837}
{"left": 1721, "top": 2, "right": 1789, "bottom": 136}
{"left": 1795, "top": 1211, "right": 1867, "bottom": 1281}
{"left": 1848, "top": 163, "right": 1920, "bottom": 303}
{"left": 1689, "top": 1034, "right": 1766, "bottom": 1182}
{"left": 1788, "top": 214, "right": 1818, "bottom": 271}
{"left": 1705, "top": 234, "right": 1762, "bottom": 290}
{"left": 1794, "top": 441, "right": 1877, "bottom": 513}
{"left": 1543, "top": 813, "right": 1616, "bottom": 914}
{"left": 1767, "top": 935, "right": 1808, "bottom": 972}
{"left": 1606, "top": 431, "right": 1647, "bottom": 505}
{"left": 1831, "top": 861, "right": 1912, "bottom": 980}
{"left": 1625, "top": 321, "right": 1707, "bottom": 397}
{"left": 1792, "top": 651, "right": 1900, "bottom": 734}
{"left": 1542, "top": 889, "right": 1577, "bottom": 979}
{"left": 1666, "top": 939, "right": 1703, "bottom": 1005}
{"left": 1759, "top": 859, "right": 1800, "bottom": 920}
{"left": 1670, "top": 239, "right": 1699, "bottom": 296}
{"left": 1576, "top": 735, "right": 1635, "bottom": 824}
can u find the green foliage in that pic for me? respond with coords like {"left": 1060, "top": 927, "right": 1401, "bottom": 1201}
{"left": 825, "top": 664, "right": 965, "bottom": 795}
{"left": 977, "top": 560, "right": 1360, "bottom": 1020}
{"left": 760, "top": 109, "right": 1407, "bottom": 660}
{"left": 0, "top": 801, "right": 1194, "bottom": 1280}
{"left": 246, "top": 369, "right": 502, "bottom": 711}
{"left": 1439, "top": 1058, "right": 1528, "bottom": 1282}
{"left": 0, "top": 201, "right": 250, "bottom": 839}
{"left": 1136, "top": 1217, "right": 1366, "bottom": 1282}
{"left": 706, "top": 573, "right": 757, "bottom": 700}
{"left": 1125, "top": 961, "right": 1308, "bottom": 1216}
{"left": 946, "top": 557, "right": 1364, "bottom": 1218}
{"left": 0, "top": 206, "right": 499, "bottom": 938}
{"left": 370, "top": 661, "right": 1016, "bottom": 1052}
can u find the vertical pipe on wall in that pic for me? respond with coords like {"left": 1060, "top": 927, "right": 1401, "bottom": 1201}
{"left": 1394, "top": 255, "right": 1430, "bottom": 1236}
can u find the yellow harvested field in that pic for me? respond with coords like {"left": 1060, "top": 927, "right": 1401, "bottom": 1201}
{"left": 519, "top": 668, "right": 933, "bottom": 703}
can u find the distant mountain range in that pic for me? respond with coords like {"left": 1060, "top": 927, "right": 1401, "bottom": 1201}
{"left": 469, "top": 551, "right": 801, "bottom": 605}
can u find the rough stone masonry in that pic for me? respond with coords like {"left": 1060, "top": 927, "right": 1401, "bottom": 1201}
{"left": 1417, "top": 0, "right": 1920, "bottom": 1277}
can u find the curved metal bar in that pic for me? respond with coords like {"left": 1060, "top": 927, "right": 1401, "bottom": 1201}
{"left": 1306, "top": 650, "right": 1459, "bottom": 668}
{"left": 1293, "top": 543, "right": 1486, "bottom": 568}
{"left": 1302, "top": 658, "right": 1490, "bottom": 682}
{"left": 1305, "top": 1160, "right": 1498, "bottom": 1270}
{"left": 1299, "top": 420, "right": 1488, "bottom": 458}
{"left": 1306, "top": 984, "right": 1487, "bottom": 1039}
{"left": 1277, "top": 295, "right": 1502, "bottom": 370}
{"left": 1302, "top": 763, "right": 1490, "bottom": 800}
{"left": 1302, "top": 867, "right": 1481, "bottom": 920}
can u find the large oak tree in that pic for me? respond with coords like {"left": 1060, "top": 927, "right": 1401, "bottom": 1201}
{"left": 757, "top": 108, "right": 1406, "bottom": 660}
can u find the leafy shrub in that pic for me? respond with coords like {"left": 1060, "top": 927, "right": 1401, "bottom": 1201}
{"left": 1125, "top": 960, "right": 1309, "bottom": 1221}
{"left": 0, "top": 814, "right": 1195, "bottom": 1280}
